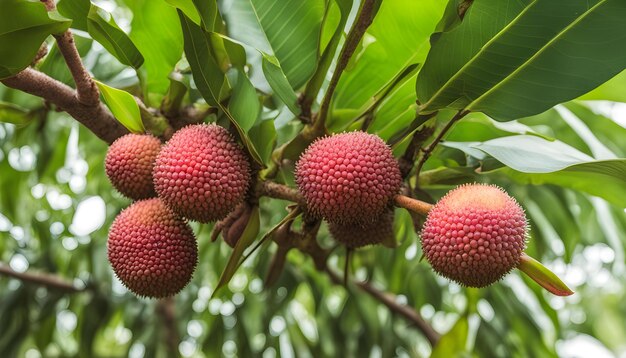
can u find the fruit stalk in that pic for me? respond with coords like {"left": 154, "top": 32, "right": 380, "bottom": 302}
{"left": 394, "top": 194, "right": 434, "bottom": 216}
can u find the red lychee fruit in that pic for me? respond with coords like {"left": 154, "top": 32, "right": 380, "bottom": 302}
{"left": 153, "top": 124, "right": 251, "bottom": 223}
{"left": 295, "top": 131, "right": 401, "bottom": 225}
{"left": 107, "top": 198, "right": 198, "bottom": 298}
{"left": 105, "top": 134, "right": 161, "bottom": 200}
{"left": 328, "top": 210, "right": 395, "bottom": 249}
{"left": 420, "top": 184, "right": 527, "bottom": 287}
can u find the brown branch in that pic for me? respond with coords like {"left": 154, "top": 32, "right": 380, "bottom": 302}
{"left": 1, "top": 68, "right": 129, "bottom": 144}
{"left": 0, "top": 263, "right": 85, "bottom": 293}
{"left": 313, "top": 0, "right": 379, "bottom": 133}
{"left": 289, "top": 230, "right": 441, "bottom": 345}
{"left": 324, "top": 267, "right": 440, "bottom": 346}
{"left": 39, "top": 0, "right": 99, "bottom": 106}
{"left": 258, "top": 181, "right": 306, "bottom": 206}
{"left": 414, "top": 110, "right": 469, "bottom": 175}
{"left": 54, "top": 32, "right": 100, "bottom": 106}
{"left": 156, "top": 297, "right": 181, "bottom": 358}
{"left": 398, "top": 125, "right": 436, "bottom": 179}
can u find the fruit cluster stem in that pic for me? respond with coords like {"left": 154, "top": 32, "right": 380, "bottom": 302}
{"left": 394, "top": 194, "right": 433, "bottom": 216}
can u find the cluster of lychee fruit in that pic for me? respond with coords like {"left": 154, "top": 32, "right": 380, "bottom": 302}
{"left": 294, "top": 132, "right": 528, "bottom": 288}
{"left": 105, "top": 125, "right": 539, "bottom": 298}
{"left": 105, "top": 124, "right": 250, "bottom": 298}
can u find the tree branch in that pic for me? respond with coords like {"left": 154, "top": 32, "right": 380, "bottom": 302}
{"left": 313, "top": 0, "right": 379, "bottom": 133}
{"left": 156, "top": 297, "right": 181, "bottom": 358}
{"left": 54, "top": 31, "right": 100, "bottom": 106}
{"left": 40, "top": 0, "right": 100, "bottom": 106}
{"left": 289, "top": 229, "right": 441, "bottom": 346}
{"left": 0, "top": 263, "right": 85, "bottom": 293}
{"left": 414, "top": 110, "right": 469, "bottom": 175}
{"left": 1, "top": 68, "right": 129, "bottom": 144}
{"left": 324, "top": 266, "right": 440, "bottom": 346}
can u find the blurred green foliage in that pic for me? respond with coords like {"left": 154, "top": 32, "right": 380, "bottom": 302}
{"left": 1, "top": 0, "right": 626, "bottom": 357}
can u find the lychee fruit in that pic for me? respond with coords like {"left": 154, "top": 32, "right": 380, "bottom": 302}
{"left": 329, "top": 210, "right": 395, "bottom": 249}
{"left": 105, "top": 134, "right": 161, "bottom": 200}
{"left": 153, "top": 124, "right": 251, "bottom": 223}
{"left": 295, "top": 131, "right": 401, "bottom": 225}
{"left": 420, "top": 184, "right": 527, "bottom": 287}
{"left": 107, "top": 198, "right": 198, "bottom": 298}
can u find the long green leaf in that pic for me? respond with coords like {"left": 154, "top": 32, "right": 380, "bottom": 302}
{"left": 417, "top": 0, "right": 626, "bottom": 120}
{"left": 178, "top": 11, "right": 224, "bottom": 106}
{"left": 57, "top": 0, "right": 144, "bottom": 68}
{"left": 228, "top": 69, "right": 260, "bottom": 132}
{"left": 448, "top": 135, "right": 626, "bottom": 206}
{"left": 250, "top": 0, "right": 325, "bottom": 89}
{"left": 261, "top": 54, "right": 300, "bottom": 115}
{"left": 213, "top": 206, "right": 261, "bottom": 296}
{"left": 0, "top": 0, "right": 71, "bottom": 79}
{"left": 128, "top": 0, "right": 183, "bottom": 98}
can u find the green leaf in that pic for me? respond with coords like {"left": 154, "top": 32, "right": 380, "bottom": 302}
{"left": 333, "top": 0, "right": 444, "bottom": 110}
{"left": 0, "top": 102, "right": 33, "bottom": 124}
{"left": 87, "top": 6, "right": 144, "bottom": 68}
{"left": 579, "top": 69, "right": 626, "bottom": 103}
{"left": 518, "top": 253, "right": 574, "bottom": 296}
{"left": 474, "top": 135, "right": 594, "bottom": 173}
{"left": 213, "top": 205, "right": 261, "bottom": 296}
{"left": 191, "top": 0, "right": 222, "bottom": 31}
{"left": 250, "top": 0, "right": 325, "bottom": 89}
{"left": 178, "top": 11, "right": 224, "bottom": 106}
{"left": 448, "top": 135, "right": 626, "bottom": 206}
{"left": 209, "top": 33, "right": 247, "bottom": 71}
{"left": 0, "top": 0, "right": 71, "bottom": 79}
{"left": 95, "top": 80, "right": 144, "bottom": 133}
{"left": 228, "top": 69, "right": 260, "bottom": 132}
{"left": 165, "top": 0, "right": 201, "bottom": 25}
{"left": 302, "top": 0, "right": 353, "bottom": 103}
{"left": 57, "top": 0, "right": 144, "bottom": 68}
{"left": 431, "top": 315, "right": 469, "bottom": 358}
{"left": 127, "top": 0, "right": 183, "bottom": 97}
{"left": 417, "top": 0, "right": 626, "bottom": 120}
{"left": 262, "top": 54, "right": 300, "bottom": 115}
{"left": 249, "top": 118, "right": 277, "bottom": 165}
{"left": 161, "top": 73, "right": 188, "bottom": 116}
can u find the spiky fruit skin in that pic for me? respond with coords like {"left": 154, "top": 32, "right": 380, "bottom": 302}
{"left": 108, "top": 198, "right": 198, "bottom": 298}
{"left": 295, "top": 132, "right": 401, "bottom": 225}
{"left": 329, "top": 210, "right": 395, "bottom": 249}
{"left": 153, "top": 124, "right": 251, "bottom": 223}
{"left": 420, "top": 184, "right": 527, "bottom": 287}
{"left": 105, "top": 134, "right": 161, "bottom": 200}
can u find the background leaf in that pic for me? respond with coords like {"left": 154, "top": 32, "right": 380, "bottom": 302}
{"left": 0, "top": 0, "right": 71, "bottom": 79}
{"left": 416, "top": 0, "right": 626, "bottom": 120}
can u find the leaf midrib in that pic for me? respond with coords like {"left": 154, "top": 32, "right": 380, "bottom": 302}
{"left": 419, "top": 0, "right": 539, "bottom": 112}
